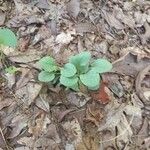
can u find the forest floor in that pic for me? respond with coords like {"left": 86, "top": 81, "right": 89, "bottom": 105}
{"left": 0, "top": 0, "right": 150, "bottom": 150}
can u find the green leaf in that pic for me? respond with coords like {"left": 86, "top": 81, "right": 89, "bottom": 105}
{"left": 5, "top": 66, "right": 18, "bottom": 74}
{"left": 69, "top": 83, "right": 79, "bottom": 91}
{"left": 60, "top": 76, "right": 78, "bottom": 87}
{"left": 80, "top": 70, "right": 100, "bottom": 88}
{"left": 69, "top": 51, "right": 91, "bottom": 73}
{"left": 61, "top": 63, "right": 77, "bottom": 77}
{"left": 91, "top": 59, "right": 112, "bottom": 73}
{"left": 0, "top": 28, "right": 17, "bottom": 48}
{"left": 38, "top": 71, "right": 55, "bottom": 82}
{"left": 88, "top": 84, "right": 100, "bottom": 90}
{"left": 38, "top": 56, "right": 57, "bottom": 72}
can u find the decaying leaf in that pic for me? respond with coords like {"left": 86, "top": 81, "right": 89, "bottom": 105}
{"left": 63, "top": 118, "right": 82, "bottom": 145}
{"left": 0, "top": 11, "right": 6, "bottom": 26}
{"left": 90, "top": 82, "right": 110, "bottom": 104}
{"left": 75, "top": 23, "right": 96, "bottom": 34}
{"left": 15, "top": 82, "right": 42, "bottom": 105}
{"left": 35, "top": 96, "right": 50, "bottom": 112}
{"left": 55, "top": 32, "right": 74, "bottom": 45}
{"left": 102, "top": 9, "right": 124, "bottom": 30}
{"left": 35, "top": 0, "right": 50, "bottom": 9}
{"left": 67, "top": 0, "right": 80, "bottom": 18}
{"left": 0, "top": 98, "right": 13, "bottom": 111}
{"left": 98, "top": 99, "right": 142, "bottom": 148}
{"left": 112, "top": 51, "right": 150, "bottom": 76}
{"left": 136, "top": 66, "right": 150, "bottom": 105}
{"left": 113, "top": 6, "right": 135, "bottom": 29}
{"left": 140, "top": 22, "right": 150, "bottom": 45}
{"left": 28, "top": 114, "right": 50, "bottom": 137}
{"left": 4, "top": 73, "right": 15, "bottom": 89}
{"left": 9, "top": 115, "right": 28, "bottom": 138}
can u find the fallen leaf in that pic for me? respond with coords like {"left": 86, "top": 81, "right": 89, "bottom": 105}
{"left": 55, "top": 32, "right": 74, "bottom": 45}
{"left": 67, "top": 92, "right": 90, "bottom": 107}
{"left": 63, "top": 118, "right": 82, "bottom": 145}
{"left": 140, "top": 22, "right": 150, "bottom": 45}
{"left": 4, "top": 73, "right": 15, "bottom": 89}
{"left": 35, "top": 95, "right": 50, "bottom": 112}
{"left": 113, "top": 6, "right": 135, "bottom": 29}
{"left": 112, "top": 51, "right": 150, "bottom": 76}
{"left": 9, "top": 115, "right": 28, "bottom": 138}
{"left": 15, "top": 147, "right": 30, "bottom": 150}
{"left": 75, "top": 23, "right": 96, "bottom": 34}
{"left": 84, "top": 103, "right": 103, "bottom": 127}
{"left": 0, "top": 10, "right": 5, "bottom": 26}
{"left": 35, "top": 0, "right": 50, "bottom": 9}
{"left": 28, "top": 113, "right": 50, "bottom": 137}
{"left": 18, "top": 37, "right": 30, "bottom": 52}
{"left": 15, "top": 82, "right": 42, "bottom": 105}
{"left": 0, "top": 98, "right": 13, "bottom": 111}
{"left": 67, "top": 0, "right": 80, "bottom": 18}
{"left": 98, "top": 101, "right": 142, "bottom": 149}
{"left": 17, "top": 137, "right": 34, "bottom": 148}
{"left": 90, "top": 82, "right": 110, "bottom": 104}
{"left": 102, "top": 9, "right": 124, "bottom": 30}
{"left": 136, "top": 66, "right": 150, "bottom": 105}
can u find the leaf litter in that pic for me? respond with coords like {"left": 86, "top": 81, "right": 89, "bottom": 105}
{"left": 0, "top": 0, "right": 150, "bottom": 149}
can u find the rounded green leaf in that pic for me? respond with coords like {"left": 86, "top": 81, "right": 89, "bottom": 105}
{"left": 38, "top": 71, "right": 55, "bottom": 82}
{"left": 38, "top": 56, "right": 57, "bottom": 72}
{"left": 60, "top": 76, "right": 78, "bottom": 87}
{"left": 88, "top": 84, "right": 100, "bottom": 90}
{"left": 80, "top": 70, "right": 100, "bottom": 88}
{"left": 69, "top": 51, "right": 91, "bottom": 73}
{"left": 91, "top": 59, "right": 112, "bottom": 73}
{"left": 69, "top": 83, "right": 79, "bottom": 91}
{"left": 0, "top": 28, "right": 17, "bottom": 48}
{"left": 61, "top": 63, "right": 77, "bottom": 77}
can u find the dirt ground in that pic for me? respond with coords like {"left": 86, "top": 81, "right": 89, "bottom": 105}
{"left": 0, "top": 0, "right": 150, "bottom": 150}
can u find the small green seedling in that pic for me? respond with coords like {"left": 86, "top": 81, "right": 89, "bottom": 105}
{"left": 37, "top": 52, "right": 112, "bottom": 91}
{"left": 38, "top": 56, "right": 59, "bottom": 82}
{"left": 0, "top": 28, "right": 17, "bottom": 48}
{"left": 60, "top": 52, "right": 112, "bottom": 91}
{"left": 5, "top": 66, "right": 19, "bottom": 74}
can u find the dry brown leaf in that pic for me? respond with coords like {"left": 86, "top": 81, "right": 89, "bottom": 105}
{"left": 63, "top": 118, "right": 82, "bottom": 145}
{"left": 113, "top": 6, "right": 135, "bottom": 29}
{"left": 35, "top": 96, "right": 50, "bottom": 112}
{"left": 4, "top": 73, "right": 16, "bottom": 89}
{"left": 35, "top": 0, "right": 50, "bottom": 9}
{"left": 55, "top": 32, "right": 74, "bottom": 44}
{"left": 15, "top": 147, "right": 30, "bottom": 150}
{"left": 67, "top": 0, "right": 80, "bottom": 18}
{"left": 76, "top": 134, "right": 99, "bottom": 150}
{"left": 28, "top": 114, "right": 50, "bottom": 137}
{"left": 44, "top": 124, "right": 61, "bottom": 143}
{"left": 15, "top": 81, "right": 42, "bottom": 105}
{"left": 9, "top": 115, "right": 28, "bottom": 138}
{"left": 140, "top": 22, "right": 150, "bottom": 45}
{"left": 136, "top": 66, "right": 150, "bottom": 105}
{"left": 112, "top": 51, "right": 150, "bottom": 76}
{"left": 75, "top": 23, "right": 96, "bottom": 34}
{"left": 0, "top": 11, "right": 5, "bottom": 26}
{"left": 98, "top": 99, "right": 142, "bottom": 142}
{"left": 135, "top": 118, "right": 149, "bottom": 147}
{"left": 102, "top": 9, "right": 124, "bottom": 30}
{"left": 0, "top": 98, "right": 13, "bottom": 111}
{"left": 17, "top": 137, "right": 34, "bottom": 148}
{"left": 9, "top": 52, "right": 41, "bottom": 63}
